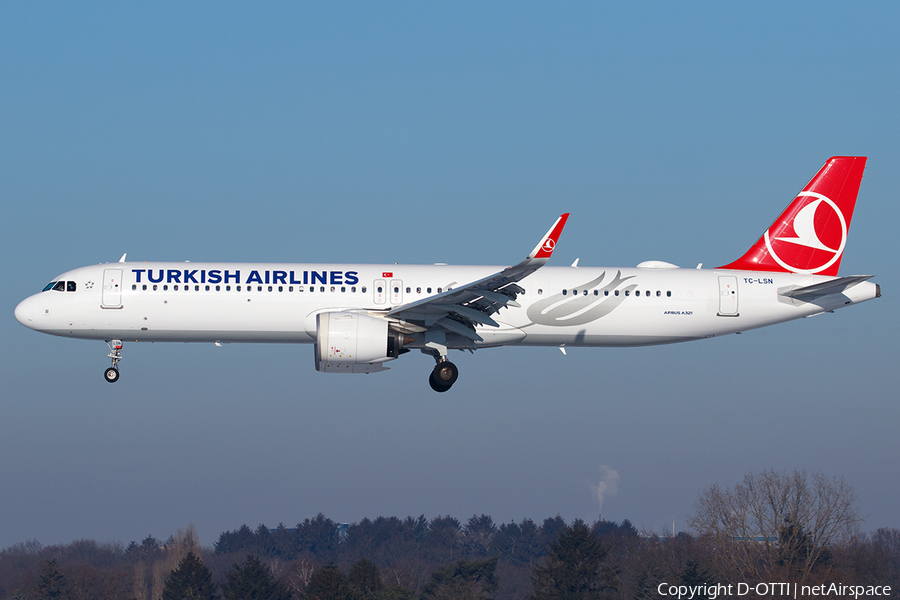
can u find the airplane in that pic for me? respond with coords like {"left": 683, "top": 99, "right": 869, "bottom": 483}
{"left": 14, "top": 156, "right": 880, "bottom": 392}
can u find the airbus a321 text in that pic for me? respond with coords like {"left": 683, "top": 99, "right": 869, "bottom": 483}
{"left": 15, "top": 157, "right": 880, "bottom": 392}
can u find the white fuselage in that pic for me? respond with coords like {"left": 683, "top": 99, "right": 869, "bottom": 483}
{"left": 14, "top": 261, "right": 879, "bottom": 349}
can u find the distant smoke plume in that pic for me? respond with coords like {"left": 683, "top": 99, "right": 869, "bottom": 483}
{"left": 592, "top": 465, "right": 620, "bottom": 513}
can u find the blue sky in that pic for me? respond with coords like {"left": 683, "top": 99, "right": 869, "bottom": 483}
{"left": 2, "top": 2, "right": 898, "bottom": 549}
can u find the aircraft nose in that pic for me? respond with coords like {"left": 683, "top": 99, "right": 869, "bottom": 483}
{"left": 15, "top": 296, "right": 34, "bottom": 329}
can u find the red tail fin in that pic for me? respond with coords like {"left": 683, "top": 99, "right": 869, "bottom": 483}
{"left": 719, "top": 156, "right": 867, "bottom": 276}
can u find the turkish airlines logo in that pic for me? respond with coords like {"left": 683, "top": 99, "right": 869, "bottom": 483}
{"left": 764, "top": 192, "right": 847, "bottom": 274}
{"left": 542, "top": 239, "right": 556, "bottom": 253}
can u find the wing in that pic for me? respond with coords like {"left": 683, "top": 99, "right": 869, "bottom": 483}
{"left": 386, "top": 213, "right": 569, "bottom": 342}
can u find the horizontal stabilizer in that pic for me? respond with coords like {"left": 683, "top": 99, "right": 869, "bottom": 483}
{"left": 780, "top": 275, "right": 873, "bottom": 301}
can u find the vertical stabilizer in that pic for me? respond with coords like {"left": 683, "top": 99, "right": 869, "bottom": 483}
{"left": 719, "top": 156, "right": 866, "bottom": 276}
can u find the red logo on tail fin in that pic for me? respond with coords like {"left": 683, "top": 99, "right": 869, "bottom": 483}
{"left": 764, "top": 192, "right": 846, "bottom": 274}
{"left": 719, "top": 157, "right": 866, "bottom": 276}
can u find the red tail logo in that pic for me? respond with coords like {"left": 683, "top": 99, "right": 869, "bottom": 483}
{"left": 719, "top": 157, "right": 866, "bottom": 276}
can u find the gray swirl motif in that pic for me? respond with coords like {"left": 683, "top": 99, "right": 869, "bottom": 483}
{"left": 524, "top": 270, "right": 637, "bottom": 327}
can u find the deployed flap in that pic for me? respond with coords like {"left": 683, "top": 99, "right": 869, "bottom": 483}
{"left": 780, "top": 275, "right": 873, "bottom": 301}
{"left": 386, "top": 214, "right": 569, "bottom": 340}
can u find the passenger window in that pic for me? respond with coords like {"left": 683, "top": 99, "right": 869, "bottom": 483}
{"left": 427, "top": 287, "right": 432, "bottom": 294}
{"left": 614, "top": 290, "right": 619, "bottom": 296}
{"left": 625, "top": 290, "right": 630, "bottom": 296}
{"left": 361, "top": 286, "right": 367, "bottom": 293}
{"left": 226, "top": 285, "right": 231, "bottom": 291}
{"left": 174, "top": 285, "right": 179, "bottom": 291}
{"left": 667, "top": 291, "right": 672, "bottom": 297}
{"left": 299, "top": 286, "right": 304, "bottom": 292}
{"left": 593, "top": 290, "right": 598, "bottom": 296}
{"left": 437, "top": 288, "right": 442, "bottom": 293}
{"left": 142, "top": 284, "right": 147, "bottom": 291}
{"left": 205, "top": 285, "right": 210, "bottom": 291}
{"left": 67, "top": 281, "right": 77, "bottom": 292}
{"left": 563, "top": 290, "right": 568, "bottom": 296}
{"left": 163, "top": 285, "right": 168, "bottom": 291}
{"left": 416, "top": 287, "right": 421, "bottom": 293}
{"left": 377, "top": 286, "right": 383, "bottom": 293}
{"left": 656, "top": 290, "right": 661, "bottom": 297}
{"left": 132, "top": 284, "right": 137, "bottom": 291}
{"left": 237, "top": 285, "right": 242, "bottom": 292}
{"left": 604, "top": 290, "right": 609, "bottom": 296}
{"left": 258, "top": 286, "right": 263, "bottom": 292}
{"left": 583, "top": 290, "right": 587, "bottom": 296}
{"left": 153, "top": 285, "right": 158, "bottom": 291}
{"left": 341, "top": 286, "right": 346, "bottom": 292}
{"left": 278, "top": 286, "right": 283, "bottom": 292}
{"left": 216, "top": 285, "right": 221, "bottom": 291}
{"left": 330, "top": 286, "right": 335, "bottom": 292}
{"left": 351, "top": 286, "right": 357, "bottom": 293}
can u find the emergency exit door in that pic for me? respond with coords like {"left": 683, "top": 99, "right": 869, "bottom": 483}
{"left": 390, "top": 279, "right": 403, "bottom": 304}
{"left": 373, "top": 279, "right": 386, "bottom": 304}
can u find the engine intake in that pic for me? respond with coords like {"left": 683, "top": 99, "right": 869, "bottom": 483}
{"left": 315, "top": 312, "right": 411, "bottom": 374}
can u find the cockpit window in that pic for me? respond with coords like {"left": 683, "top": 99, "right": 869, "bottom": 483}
{"left": 43, "top": 281, "right": 77, "bottom": 292}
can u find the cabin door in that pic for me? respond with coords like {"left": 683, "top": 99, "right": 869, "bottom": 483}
{"left": 102, "top": 269, "right": 123, "bottom": 308}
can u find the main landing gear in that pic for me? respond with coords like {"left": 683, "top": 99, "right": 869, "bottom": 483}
{"left": 424, "top": 341, "right": 459, "bottom": 392}
{"left": 429, "top": 360, "right": 459, "bottom": 393}
{"left": 104, "top": 340, "right": 122, "bottom": 383}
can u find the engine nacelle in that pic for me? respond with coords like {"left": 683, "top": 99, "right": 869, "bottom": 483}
{"left": 314, "top": 312, "right": 409, "bottom": 374}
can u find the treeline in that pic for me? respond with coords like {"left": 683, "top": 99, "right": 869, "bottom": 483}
{"left": 1, "top": 515, "right": 898, "bottom": 600}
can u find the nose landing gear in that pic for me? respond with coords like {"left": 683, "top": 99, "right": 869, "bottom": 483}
{"left": 104, "top": 340, "right": 123, "bottom": 383}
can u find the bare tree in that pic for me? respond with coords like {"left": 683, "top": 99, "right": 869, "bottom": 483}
{"left": 144, "top": 525, "right": 201, "bottom": 600}
{"left": 286, "top": 557, "right": 318, "bottom": 597}
{"left": 688, "top": 469, "right": 861, "bottom": 583}
{"left": 133, "top": 561, "right": 149, "bottom": 600}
